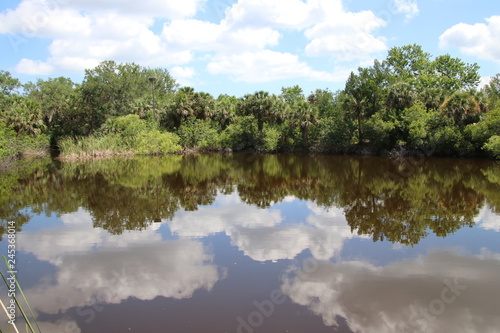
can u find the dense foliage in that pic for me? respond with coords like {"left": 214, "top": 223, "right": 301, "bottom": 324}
{"left": 1, "top": 45, "right": 499, "bottom": 160}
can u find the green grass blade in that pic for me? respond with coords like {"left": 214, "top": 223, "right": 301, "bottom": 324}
{"left": 0, "top": 270, "right": 33, "bottom": 333}
{"left": 1, "top": 256, "right": 41, "bottom": 333}
{"left": 0, "top": 298, "right": 20, "bottom": 333}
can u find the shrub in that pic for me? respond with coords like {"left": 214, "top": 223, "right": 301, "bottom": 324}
{"left": 177, "top": 117, "right": 221, "bottom": 150}
{"left": 135, "top": 130, "right": 182, "bottom": 154}
{"left": 313, "top": 117, "right": 354, "bottom": 152}
{"left": 484, "top": 135, "right": 500, "bottom": 159}
{"left": 261, "top": 125, "right": 281, "bottom": 152}
{"left": 219, "top": 116, "right": 257, "bottom": 150}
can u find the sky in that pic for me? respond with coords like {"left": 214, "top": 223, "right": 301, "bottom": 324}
{"left": 0, "top": 0, "right": 499, "bottom": 97}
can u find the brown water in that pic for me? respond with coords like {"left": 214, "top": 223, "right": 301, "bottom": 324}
{"left": 0, "top": 153, "right": 499, "bottom": 333}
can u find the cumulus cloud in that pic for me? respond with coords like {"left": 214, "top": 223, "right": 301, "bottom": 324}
{"left": 161, "top": 19, "right": 281, "bottom": 52}
{"left": 207, "top": 50, "right": 351, "bottom": 83}
{"left": 1, "top": 0, "right": 387, "bottom": 83}
{"left": 304, "top": 9, "right": 387, "bottom": 59}
{"left": 391, "top": 0, "right": 419, "bottom": 20}
{"left": 440, "top": 16, "right": 500, "bottom": 62}
{"left": 283, "top": 250, "right": 500, "bottom": 333}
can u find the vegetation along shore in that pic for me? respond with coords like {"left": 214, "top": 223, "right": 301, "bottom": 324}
{"left": 1, "top": 44, "right": 499, "bottom": 162}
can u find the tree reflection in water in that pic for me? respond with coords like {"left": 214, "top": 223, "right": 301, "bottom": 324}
{"left": 0, "top": 153, "right": 498, "bottom": 245}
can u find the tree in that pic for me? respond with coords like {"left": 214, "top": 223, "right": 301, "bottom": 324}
{"left": 484, "top": 74, "right": 500, "bottom": 109}
{"left": 0, "top": 70, "right": 21, "bottom": 98}
{"left": 383, "top": 44, "right": 431, "bottom": 87}
{"left": 80, "top": 61, "right": 177, "bottom": 132}
{"left": 281, "top": 85, "right": 305, "bottom": 105}
{"left": 386, "top": 81, "right": 418, "bottom": 113}
{"left": 343, "top": 68, "right": 385, "bottom": 144}
{"left": 290, "top": 100, "right": 319, "bottom": 148}
{"left": 430, "top": 54, "right": 481, "bottom": 92}
{"left": 165, "top": 87, "right": 214, "bottom": 129}
{"left": 440, "top": 91, "right": 484, "bottom": 127}
{"left": 25, "top": 77, "right": 77, "bottom": 130}
{"left": 239, "top": 91, "right": 276, "bottom": 135}
{"left": 213, "top": 94, "right": 237, "bottom": 129}
{"left": 5, "top": 97, "right": 46, "bottom": 136}
{"left": 0, "top": 70, "right": 21, "bottom": 113}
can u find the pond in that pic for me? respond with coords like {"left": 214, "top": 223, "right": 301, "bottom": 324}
{"left": 0, "top": 153, "right": 499, "bottom": 333}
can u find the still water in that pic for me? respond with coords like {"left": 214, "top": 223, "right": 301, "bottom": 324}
{"left": 0, "top": 153, "right": 499, "bottom": 333}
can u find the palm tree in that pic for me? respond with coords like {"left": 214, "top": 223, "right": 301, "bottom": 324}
{"left": 214, "top": 95, "right": 237, "bottom": 129}
{"left": 386, "top": 81, "right": 417, "bottom": 113}
{"left": 6, "top": 98, "right": 46, "bottom": 136}
{"left": 239, "top": 91, "right": 274, "bottom": 135}
{"left": 440, "top": 91, "right": 484, "bottom": 126}
{"left": 290, "top": 101, "right": 318, "bottom": 148}
{"left": 345, "top": 94, "right": 367, "bottom": 144}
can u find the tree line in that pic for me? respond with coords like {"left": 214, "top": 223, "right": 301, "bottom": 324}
{"left": 1, "top": 44, "right": 499, "bottom": 159}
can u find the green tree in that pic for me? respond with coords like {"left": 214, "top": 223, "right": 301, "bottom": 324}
{"left": 239, "top": 91, "right": 276, "bottom": 136}
{"left": 343, "top": 68, "right": 385, "bottom": 144}
{"left": 484, "top": 74, "right": 500, "bottom": 109}
{"left": 440, "top": 91, "right": 484, "bottom": 127}
{"left": 80, "top": 61, "right": 177, "bottom": 133}
{"left": 5, "top": 97, "right": 46, "bottom": 136}
{"left": 430, "top": 54, "right": 480, "bottom": 92}
{"left": 25, "top": 77, "right": 77, "bottom": 134}
{"left": 213, "top": 94, "right": 238, "bottom": 130}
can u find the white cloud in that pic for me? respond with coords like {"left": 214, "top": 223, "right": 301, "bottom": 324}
{"left": 440, "top": 16, "right": 500, "bottom": 62}
{"left": 222, "top": 0, "right": 315, "bottom": 30}
{"left": 207, "top": 50, "right": 351, "bottom": 83}
{"left": 474, "top": 204, "right": 500, "bottom": 232}
{"left": 168, "top": 192, "right": 283, "bottom": 237}
{"left": 65, "top": 0, "right": 204, "bottom": 19}
{"left": 391, "top": 0, "right": 419, "bottom": 20}
{"left": 161, "top": 19, "right": 281, "bottom": 52}
{"left": 15, "top": 58, "right": 54, "bottom": 74}
{"left": 1, "top": 0, "right": 388, "bottom": 83}
{"left": 0, "top": 0, "right": 92, "bottom": 37}
{"left": 283, "top": 250, "right": 500, "bottom": 333}
{"left": 304, "top": 10, "right": 387, "bottom": 59}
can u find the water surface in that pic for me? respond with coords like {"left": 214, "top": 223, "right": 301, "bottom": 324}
{"left": 0, "top": 153, "right": 499, "bottom": 333}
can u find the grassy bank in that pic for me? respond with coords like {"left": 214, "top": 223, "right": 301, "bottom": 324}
{"left": 57, "top": 115, "right": 182, "bottom": 160}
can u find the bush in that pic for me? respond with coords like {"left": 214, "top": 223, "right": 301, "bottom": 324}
{"left": 220, "top": 116, "right": 257, "bottom": 150}
{"left": 313, "top": 117, "right": 354, "bottom": 152}
{"left": 135, "top": 130, "right": 181, "bottom": 154}
{"left": 59, "top": 114, "right": 182, "bottom": 158}
{"left": 0, "top": 120, "right": 50, "bottom": 160}
{"left": 364, "top": 113, "right": 396, "bottom": 149}
{"left": 261, "top": 125, "right": 281, "bottom": 152}
{"left": 466, "top": 108, "right": 500, "bottom": 150}
{"left": 484, "top": 135, "right": 500, "bottom": 159}
{"left": 401, "top": 103, "right": 432, "bottom": 150}
{"left": 177, "top": 117, "right": 221, "bottom": 150}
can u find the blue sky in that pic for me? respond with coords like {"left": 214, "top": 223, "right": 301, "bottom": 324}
{"left": 1, "top": 0, "right": 499, "bottom": 97}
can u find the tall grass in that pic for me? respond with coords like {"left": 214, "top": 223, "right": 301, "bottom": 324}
{"left": 58, "top": 134, "right": 133, "bottom": 160}
{"left": 58, "top": 115, "right": 182, "bottom": 160}
{"left": 0, "top": 256, "right": 41, "bottom": 333}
